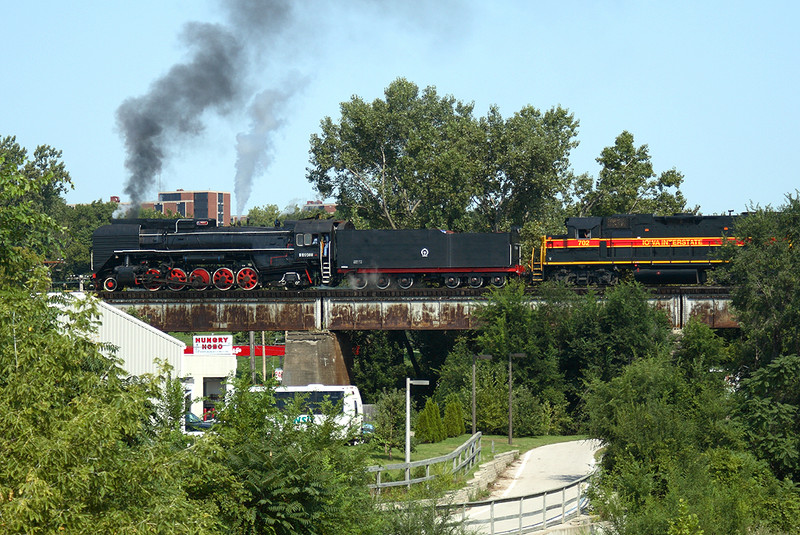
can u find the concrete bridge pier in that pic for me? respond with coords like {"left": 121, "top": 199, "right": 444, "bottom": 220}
{"left": 282, "top": 331, "right": 353, "bottom": 386}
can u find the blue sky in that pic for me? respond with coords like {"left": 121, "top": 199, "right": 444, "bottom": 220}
{"left": 3, "top": 1, "right": 798, "bottom": 217}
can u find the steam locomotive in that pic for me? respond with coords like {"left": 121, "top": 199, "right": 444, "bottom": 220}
{"left": 91, "top": 217, "right": 523, "bottom": 291}
{"left": 90, "top": 213, "right": 737, "bottom": 292}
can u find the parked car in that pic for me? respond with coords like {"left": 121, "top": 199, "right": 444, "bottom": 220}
{"left": 184, "top": 412, "right": 214, "bottom": 433}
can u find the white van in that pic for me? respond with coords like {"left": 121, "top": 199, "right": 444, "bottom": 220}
{"left": 250, "top": 384, "right": 364, "bottom": 432}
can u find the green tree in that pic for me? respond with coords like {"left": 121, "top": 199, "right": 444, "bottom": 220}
{"left": 215, "top": 379, "right": 379, "bottom": 534}
{"left": 347, "top": 330, "right": 410, "bottom": 403}
{"left": 475, "top": 280, "right": 566, "bottom": 413}
{"left": 54, "top": 200, "right": 118, "bottom": 275}
{"left": 558, "top": 281, "right": 673, "bottom": 395}
{"left": 245, "top": 203, "right": 282, "bottom": 226}
{"left": 0, "top": 149, "right": 222, "bottom": 532}
{"left": 736, "top": 354, "right": 800, "bottom": 481}
{"left": 137, "top": 206, "right": 181, "bottom": 218}
{"left": 584, "top": 356, "right": 797, "bottom": 534}
{"left": 0, "top": 157, "right": 66, "bottom": 285}
{"left": 308, "top": 78, "right": 483, "bottom": 230}
{"left": 373, "top": 388, "right": 406, "bottom": 459}
{"left": 443, "top": 395, "right": 466, "bottom": 438}
{"left": 415, "top": 397, "right": 446, "bottom": 443}
{"left": 721, "top": 195, "right": 800, "bottom": 368}
{"left": 476, "top": 105, "right": 580, "bottom": 231}
{"left": 0, "top": 135, "right": 72, "bottom": 217}
{"left": 573, "top": 130, "right": 690, "bottom": 216}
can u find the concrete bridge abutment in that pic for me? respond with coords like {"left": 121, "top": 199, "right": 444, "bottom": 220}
{"left": 282, "top": 331, "right": 353, "bottom": 386}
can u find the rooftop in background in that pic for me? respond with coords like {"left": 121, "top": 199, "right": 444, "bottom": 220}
{"left": 301, "top": 200, "right": 337, "bottom": 214}
{"left": 141, "top": 189, "right": 232, "bottom": 226}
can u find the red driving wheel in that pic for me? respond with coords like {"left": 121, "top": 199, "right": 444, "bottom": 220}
{"left": 167, "top": 268, "right": 187, "bottom": 291}
{"left": 236, "top": 267, "right": 259, "bottom": 290}
{"left": 189, "top": 268, "right": 211, "bottom": 290}
{"left": 213, "top": 268, "right": 235, "bottom": 290}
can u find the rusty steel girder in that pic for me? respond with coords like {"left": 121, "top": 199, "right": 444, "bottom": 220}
{"left": 102, "top": 288, "right": 737, "bottom": 332}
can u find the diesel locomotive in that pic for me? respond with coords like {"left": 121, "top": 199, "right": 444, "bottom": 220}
{"left": 90, "top": 212, "right": 738, "bottom": 292}
{"left": 532, "top": 213, "right": 737, "bottom": 285}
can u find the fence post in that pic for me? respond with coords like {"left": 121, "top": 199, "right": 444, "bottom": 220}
{"left": 490, "top": 500, "right": 495, "bottom": 535}
{"left": 518, "top": 496, "right": 524, "bottom": 534}
{"left": 376, "top": 470, "right": 381, "bottom": 494}
{"left": 542, "top": 491, "right": 547, "bottom": 529}
{"left": 562, "top": 486, "right": 566, "bottom": 521}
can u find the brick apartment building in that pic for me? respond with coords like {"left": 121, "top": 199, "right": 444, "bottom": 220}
{"left": 142, "top": 190, "right": 231, "bottom": 226}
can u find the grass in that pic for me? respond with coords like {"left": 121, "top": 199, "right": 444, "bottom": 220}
{"left": 364, "top": 434, "right": 588, "bottom": 500}
{"left": 367, "top": 433, "right": 588, "bottom": 466}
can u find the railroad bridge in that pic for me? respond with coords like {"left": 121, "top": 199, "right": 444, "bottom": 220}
{"left": 102, "top": 286, "right": 736, "bottom": 333}
{"left": 102, "top": 287, "right": 735, "bottom": 385}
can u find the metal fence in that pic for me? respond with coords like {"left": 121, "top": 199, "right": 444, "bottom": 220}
{"left": 367, "top": 432, "right": 482, "bottom": 491}
{"left": 445, "top": 473, "right": 591, "bottom": 534}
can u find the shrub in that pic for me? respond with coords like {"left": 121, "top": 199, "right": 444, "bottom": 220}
{"left": 415, "top": 398, "right": 446, "bottom": 443}
{"left": 443, "top": 395, "right": 466, "bottom": 437}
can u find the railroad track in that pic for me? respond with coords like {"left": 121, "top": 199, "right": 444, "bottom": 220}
{"left": 97, "top": 285, "right": 731, "bottom": 302}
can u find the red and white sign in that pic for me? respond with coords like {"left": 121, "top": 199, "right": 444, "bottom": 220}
{"left": 192, "top": 335, "right": 233, "bottom": 354}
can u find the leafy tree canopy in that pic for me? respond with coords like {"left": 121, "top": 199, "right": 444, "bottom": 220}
{"left": 476, "top": 104, "right": 580, "bottom": 231}
{"left": 308, "top": 78, "right": 580, "bottom": 232}
{"left": 53, "top": 200, "right": 118, "bottom": 275}
{"left": 721, "top": 194, "right": 800, "bottom": 368}
{"left": 571, "top": 130, "right": 692, "bottom": 217}
{"left": 309, "top": 78, "right": 484, "bottom": 230}
{"left": 0, "top": 135, "right": 72, "bottom": 216}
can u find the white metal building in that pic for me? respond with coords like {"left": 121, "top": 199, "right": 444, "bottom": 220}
{"left": 62, "top": 292, "right": 185, "bottom": 376}
{"left": 57, "top": 294, "right": 238, "bottom": 419}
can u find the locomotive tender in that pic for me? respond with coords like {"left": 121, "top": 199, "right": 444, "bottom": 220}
{"left": 91, "top": 212, "right": 738, "bottom": 292}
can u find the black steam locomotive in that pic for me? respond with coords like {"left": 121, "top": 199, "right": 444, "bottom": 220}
{"left": 91, "top": 217, "right": 523, "bottom": 292}
{"left": 91, "top": 213, "right": 738, "bottom": 292}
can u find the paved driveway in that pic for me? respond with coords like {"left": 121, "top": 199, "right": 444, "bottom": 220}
{"left": 489, "top": 439, "right": 601, "bottom": 498}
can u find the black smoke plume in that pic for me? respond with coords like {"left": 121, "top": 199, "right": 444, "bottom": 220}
{"left": 117, "top": 1, "right": 292, "bottom": 209}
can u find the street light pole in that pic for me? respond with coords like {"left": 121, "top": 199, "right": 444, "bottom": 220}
{"left": 406, "top": 378, "right": 430, "bottom": 477}
{"left": 472, "top": 354, "right": 493, "bottom": 435}
{"left": 508, "top": 353, "right": 525, "bottom": 445}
